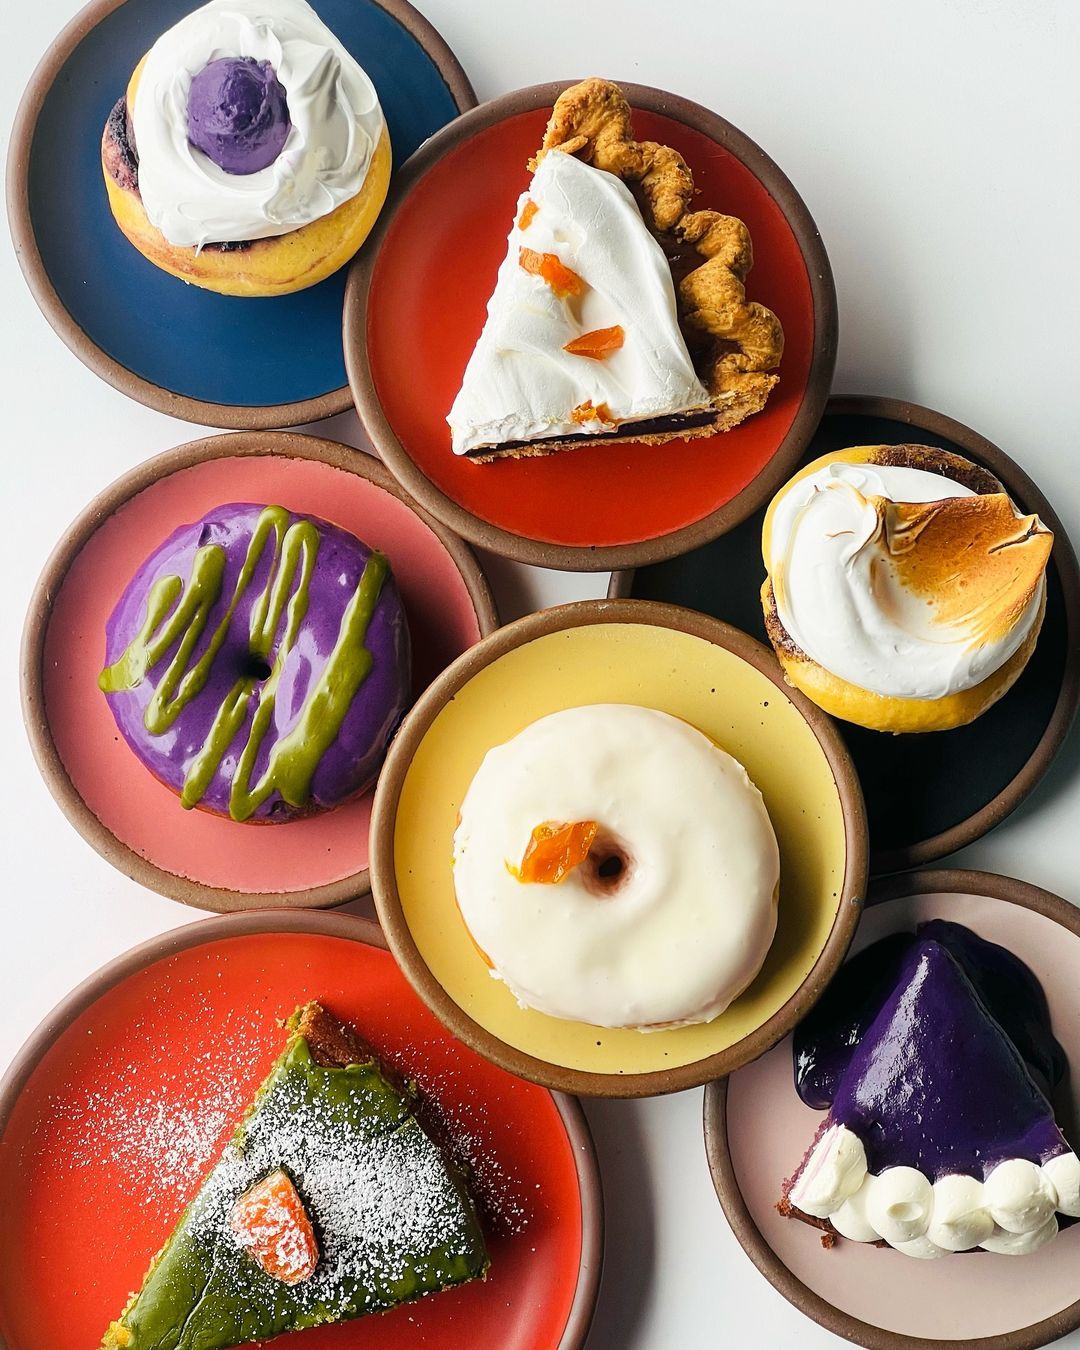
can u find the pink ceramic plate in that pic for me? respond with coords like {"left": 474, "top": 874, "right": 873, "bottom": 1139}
{"left": 21, "top": 433, "right": 496, "bottom": 912}
{"left": 705, "top": 870, "right": 1080, "bottom": 1350}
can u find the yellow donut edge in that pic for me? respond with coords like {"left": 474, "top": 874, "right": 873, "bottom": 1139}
{"left": 101, "top": 58, "right": 392, "bottom": 298}
{"left": 760, "top": 445, "right": 1047, "bottom": 734}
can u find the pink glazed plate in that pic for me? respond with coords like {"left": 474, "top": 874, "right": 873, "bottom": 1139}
{"left": 21, "top": 432, "right": 496, "bottom": 912}
{"left": 704, "top": 869, "right": 1080, "bottom": 1350}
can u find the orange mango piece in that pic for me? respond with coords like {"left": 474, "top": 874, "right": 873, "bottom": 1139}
{"left": 517, "top": 198, "right": 539, "bottom": 230}
{"left": 570, "top": 400, "right": 616, "bottom": 426}
{"left": 563, "top": 326, "right": 625, "bottom": 360}
{"left": 518, "top": 247, "right": 586, "bottom": 298}
{"left": 516, "top": 820, "right": 599, "bottom": 885}
{"left": 229, "top": 1168, "right": 320, "bottom": 1285}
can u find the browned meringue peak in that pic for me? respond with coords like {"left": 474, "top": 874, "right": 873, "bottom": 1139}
{"left": 872, "top": 493, "right": 1053, "bottom": 647}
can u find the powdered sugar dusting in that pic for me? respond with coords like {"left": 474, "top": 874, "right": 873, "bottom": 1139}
{"left": 182, "top": 1061, "right": 481, "bottom": 1315}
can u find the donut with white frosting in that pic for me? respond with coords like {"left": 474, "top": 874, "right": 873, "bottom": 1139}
{"left": 452, "top": 704, "right": 780, "bottom": 1030}
{"left": 761, "top": 445, "right": 1053, "bottom": 733}
{"left": 100, "top": 0, "right": 391, "bottom": 296}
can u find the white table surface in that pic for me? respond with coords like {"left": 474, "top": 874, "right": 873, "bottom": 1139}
{"left": 3, "top": 2, "right": 1080, "bottom": 1346}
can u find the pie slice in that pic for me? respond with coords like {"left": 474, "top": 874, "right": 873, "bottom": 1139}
{"left": 780, "top": 921, "right": 1080, "bottom": 1257}
{"left": 102, "top": 1003, "right": 489, "bottom": 1349}
{"left": 448, "top": 78, "right": 784, "bottom": 461}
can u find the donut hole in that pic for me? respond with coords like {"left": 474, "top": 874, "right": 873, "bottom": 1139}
{"left": 582, "top": 831, "right": 633, "bottom": 897}
{"left": 241, "top": 653, "right": 274, "bottom": 682}
{"left": 596, "top": 854, "right": 624, "bottom": 880}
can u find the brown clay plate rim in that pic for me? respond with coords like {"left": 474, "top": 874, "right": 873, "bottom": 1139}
{"left": 19, "top": 430, "right": 499, "bottom": 913}
{"left": 369, "top": 597, "right": 869, "bottom": 1098}
{"left": 5, "top": 0, "right": 476, "bottom": 430}
{"left": 702, "top": 867, "right": 1080, "bottom": 1350}
{"left": 610, "top": 394, "right": 1080, "bottom": 875}
{"left": 0, "top": 910, "right": 603, "bottom": 1350}
{"left": 343, "top": 79, "right": 838, "bottom": 572}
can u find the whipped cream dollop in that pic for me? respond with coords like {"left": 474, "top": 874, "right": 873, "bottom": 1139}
{"left": 452, "top": 705, "right": 779, "bottom": 1029}
{"left": 447, "top": 151, "right": 710, "bottom": 455}
{"left": 767, "top": 461, "right": 1046, "bottom": 701}
{"left": 790, "top": 1124, "right": 1079, "bottom": 1258}
{"left": 132, "top": 0, "right": 385, "bottom": 247}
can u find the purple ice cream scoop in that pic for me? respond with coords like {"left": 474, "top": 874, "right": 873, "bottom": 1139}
{"left": 187, "top": 57, "right": 291, "bottom": 174}
{"left": 793, "top": 922, "right": 1071, "bottom": 1180}
{"left": 99, "top": 504, "right": 411, "bottom": 823}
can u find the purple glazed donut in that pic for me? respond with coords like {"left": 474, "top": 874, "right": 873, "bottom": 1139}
{"left": 98, "top": 503, "right": 411, "bottom": 823}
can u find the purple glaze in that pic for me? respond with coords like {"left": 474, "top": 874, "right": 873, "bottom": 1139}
{"left": 794, "top": 924, "right": 1070, "bottom": 1180}
{"left": 187, "top": 57, "right": 291, "bottom": 174}
{"left": 101, "top": 504, "right": 411, "bottom": 822}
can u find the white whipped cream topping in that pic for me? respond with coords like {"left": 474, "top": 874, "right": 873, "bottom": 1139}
{"left": 981, "top": 1215, "right": 1059, "bottom": 1255}
{"left": 864, "top": 1167, "right": 934, "bottom": 1245}
{"left": 789, "top": 1124, "right": 867, "bottom": 1219}
{"left": 452, "top": 705, "right": 779, "bottom": 1029}
{"left": 767, "top": 461, "right": 1044, "bottom": 700}
{"left": 792, "top": 1127, "right": 1077, "bottom": 1258}
{"left": 1044, "top": 1150, "right": 1080, "bottom": 1216}
{"left": 926, "top": 1173, "right": 994, "bottom": 1250}
{"left": 447, "top": 151, "right": 710, "bottom": 455}
{"left": 984, "top": 1157, "right": 1058, "bottom": 1233}
{"left": 132, "top": 0, "right": 385, "bottom": 247}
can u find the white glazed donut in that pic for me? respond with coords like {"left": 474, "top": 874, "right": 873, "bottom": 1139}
{"left": 452, "top": 704, "right": 781, "bottom": 1030}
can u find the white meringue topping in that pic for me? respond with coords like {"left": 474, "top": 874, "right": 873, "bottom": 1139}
{"left": 447, "top": 151, "right": 710, "bottom": 456}
{"left": 132, "top": 0, "right": 385, "bottom": 248}
{"left": 766, "top": 460, "right": 1045, "bottom": 701}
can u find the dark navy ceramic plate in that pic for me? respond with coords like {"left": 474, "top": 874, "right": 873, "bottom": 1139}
{"left": 611, "top": 397, "right": 1080, "bottom": 874}
{"left": 9, "top": 0, "right": 473, "bottom": 426}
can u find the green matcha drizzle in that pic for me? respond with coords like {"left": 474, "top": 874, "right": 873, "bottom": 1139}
{"left": 99, "top": 506, "right": 389, "bottom": 822}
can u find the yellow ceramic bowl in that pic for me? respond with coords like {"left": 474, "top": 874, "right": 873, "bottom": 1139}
{"left": 370, "top": 600, "right": 867, "bottom": 1097}
{"left": 760, "top": 445, "right": 1050, "bottom": 734}
{"left": 101, "top": 59, "right": 392, "bottom": 298}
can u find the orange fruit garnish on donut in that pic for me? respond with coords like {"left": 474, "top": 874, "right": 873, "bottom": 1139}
{"left": 563, "top": 326, "right": 625, "bottom": 360}
{"left": 515, "top": 820, "right": 599, "bottom": 885}
{"left": 229, "top": 1169, "right": 319, "bottom": 1285}
{"left": 518, "top": 247, "right": 586, "bottom": 297}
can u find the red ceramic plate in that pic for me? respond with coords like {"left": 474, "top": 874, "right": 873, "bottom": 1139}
{"left": 347, "top": 82, "right": 836, "bottom": 571}
{"left": 21, "top": 433, "right": 497, "bottom": 913}
{"left": 0, "top": 913, "right": 601, "bottom": 1350}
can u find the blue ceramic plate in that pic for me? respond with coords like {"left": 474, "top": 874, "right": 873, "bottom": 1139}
{"left": 9, "top": 0, "right": 473, "bottom": 426}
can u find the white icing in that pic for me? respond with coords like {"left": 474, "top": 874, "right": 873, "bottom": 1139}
{"left": 132, "top": 0, "right": 385, "bottom": 247}
{"left": 984, "top": 1157, "right": 1058, "bottom": 1234}
{"left": 980, "top": 1215, "right": 1059, "bottom": 1255}
{"left": 792, "top": 1132, "right": 1074, "bottom": 1257}
{"left": 451, "top": 704, "right": 779, "bottom": 1029}
{"left": 447, "top": 151, "right": 710, "bottom": 455}
{"left": 789, "top": 1125, "right": 867, "bottom": 1219}
{"left": 766, "top": 461, "right": 1044, "bottom": 700}
{"left": 926, "top": 1173, "right": 994, "bottom": 1251}
{"left": 864, "top": 1167, "right": 934, "bottom": 1245}
{"left": 1044, "top": 1151, "right": 1080, "bottom": 1217}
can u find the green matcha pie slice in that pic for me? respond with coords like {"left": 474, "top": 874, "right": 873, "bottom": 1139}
{"left": 102, "top": 1002, "right": 489, "bottom": 1350}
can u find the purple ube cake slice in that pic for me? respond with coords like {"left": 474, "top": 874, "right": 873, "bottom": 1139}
{"left": 781, "top": 921, "right": 1080, "bottom": 1257}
